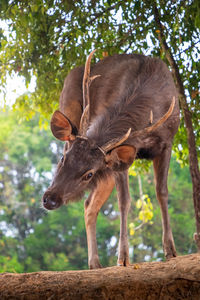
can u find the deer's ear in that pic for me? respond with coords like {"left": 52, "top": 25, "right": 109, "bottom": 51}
{"left": 50, "top": 110, "right": 77, "bottom": 141}
{"left": 105, "top": 145, "right": 136, "bottom": 171}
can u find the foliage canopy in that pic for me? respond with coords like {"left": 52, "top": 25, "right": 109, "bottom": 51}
{"left": 0, "top": 1, "right": 199, "bottom": 161}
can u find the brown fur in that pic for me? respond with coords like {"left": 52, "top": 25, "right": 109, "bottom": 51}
{"left": 43, "top": 53, "right": 180, "bottom": 268}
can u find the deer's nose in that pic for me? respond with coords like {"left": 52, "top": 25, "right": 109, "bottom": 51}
{"left": 42, "top": 193, "right": 62, "bottom": 210}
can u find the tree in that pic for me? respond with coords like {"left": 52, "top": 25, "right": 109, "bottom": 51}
{"left": 152, "top": 0, "right": 200, "bottom": 251}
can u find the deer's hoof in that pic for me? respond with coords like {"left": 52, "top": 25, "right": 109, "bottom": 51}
{"left": 89, "top": 259, "right": 102, "bottom": 269}
{"left": 164, "top": 244, "right": 177, "bottom": 260}
{"left": 117, "top": 258, "right": 130, "bottom": 267}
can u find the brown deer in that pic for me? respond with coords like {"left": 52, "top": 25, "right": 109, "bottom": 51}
{"left": 42, "top": 50, "right": 180, "bottom": 269}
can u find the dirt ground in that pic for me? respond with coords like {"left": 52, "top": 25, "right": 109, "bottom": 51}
{"left": 0, "top": 253, "right": 200, "bottom": 299}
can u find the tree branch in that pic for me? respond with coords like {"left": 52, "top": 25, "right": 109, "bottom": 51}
{"left": 153, "top": 1, "right": 200, "bottom": 250}
{"left": 0, "top": 254, "right": 200, "bottom": 299}
{"left": 176, "top": 39, "right": 200, "bottom": 57}
{"left": 89, "top": 1, "right": 125, "bottom": 24}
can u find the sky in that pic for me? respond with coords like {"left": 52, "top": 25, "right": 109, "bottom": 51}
{"left": 0, "top": 20, "right": 36, "bottom": 107}
{"left": 0, "top": 74, "right": 36, "bottom": 107}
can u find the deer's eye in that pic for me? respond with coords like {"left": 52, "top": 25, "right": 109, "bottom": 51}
{"left": 60, "top": 155, "right": 64, "bottom": 163}
{"left": 82, "top": 172, "right": 93, "bottom": 181}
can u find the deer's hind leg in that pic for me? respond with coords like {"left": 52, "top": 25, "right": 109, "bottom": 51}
{"left": 84, "top": 174, "right": 115, "bottom": 269}
{"left": 153, "top": 144, "right": 176, "bottom": 259}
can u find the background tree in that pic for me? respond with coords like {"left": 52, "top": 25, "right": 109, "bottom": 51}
{"left": 0, "top": 110, "right": 196, "bottom": 271}
{"left": 0, "top": 110, "right": 121, "bottom": 271}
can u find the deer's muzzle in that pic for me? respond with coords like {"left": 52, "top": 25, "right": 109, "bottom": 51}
{"left": 42, "top": 191, "right": 62, "bottom": 210}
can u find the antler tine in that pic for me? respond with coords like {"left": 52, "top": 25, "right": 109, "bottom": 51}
{"left": 150, "top": 110, "right": 153, "bottom": 124}
{"left": 82, "top": 49, "right": 100, "bottom": 110}
{"left": 130, "top": 96, "right": 175, "bottom": 138}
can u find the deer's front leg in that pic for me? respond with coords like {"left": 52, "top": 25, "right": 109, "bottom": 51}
{"left": 84, "top": 174, "right": 115, "bottom": 269}
{"left": 115, "top": 170, "right": 131, "bottom": 266}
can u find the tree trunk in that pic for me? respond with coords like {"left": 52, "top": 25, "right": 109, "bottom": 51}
{"left": 153, "top": 3, "right": 200, "bottom": 251}
{"left": 0, "top": 254, "right": 200, "bottom": 299}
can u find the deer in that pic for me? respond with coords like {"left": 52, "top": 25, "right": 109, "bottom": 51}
{"left": 42, "top": 50, "right": 180, "bottom": 269}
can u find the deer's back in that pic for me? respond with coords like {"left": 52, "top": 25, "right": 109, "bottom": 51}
{"left": 90, "top": 54, "right": 178, "bottom": 121}
{"left": 60, "top": 53, "right": 179, "bottom": 154}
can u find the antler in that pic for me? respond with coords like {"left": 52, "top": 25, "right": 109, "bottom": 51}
{"left": 101, "top": 128, "right": 132, "bottom": 153}
{"left": 82, "top": 49, "right": 100, "bottom": 109}
{"left": 101, "top": 96, "right": 175, "bottom": 154}
{"left": 130, "top": 96, "right": 175, "bottom": 138}
{"left": 80, "top": 49, "right": 100, "bottom": 135}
